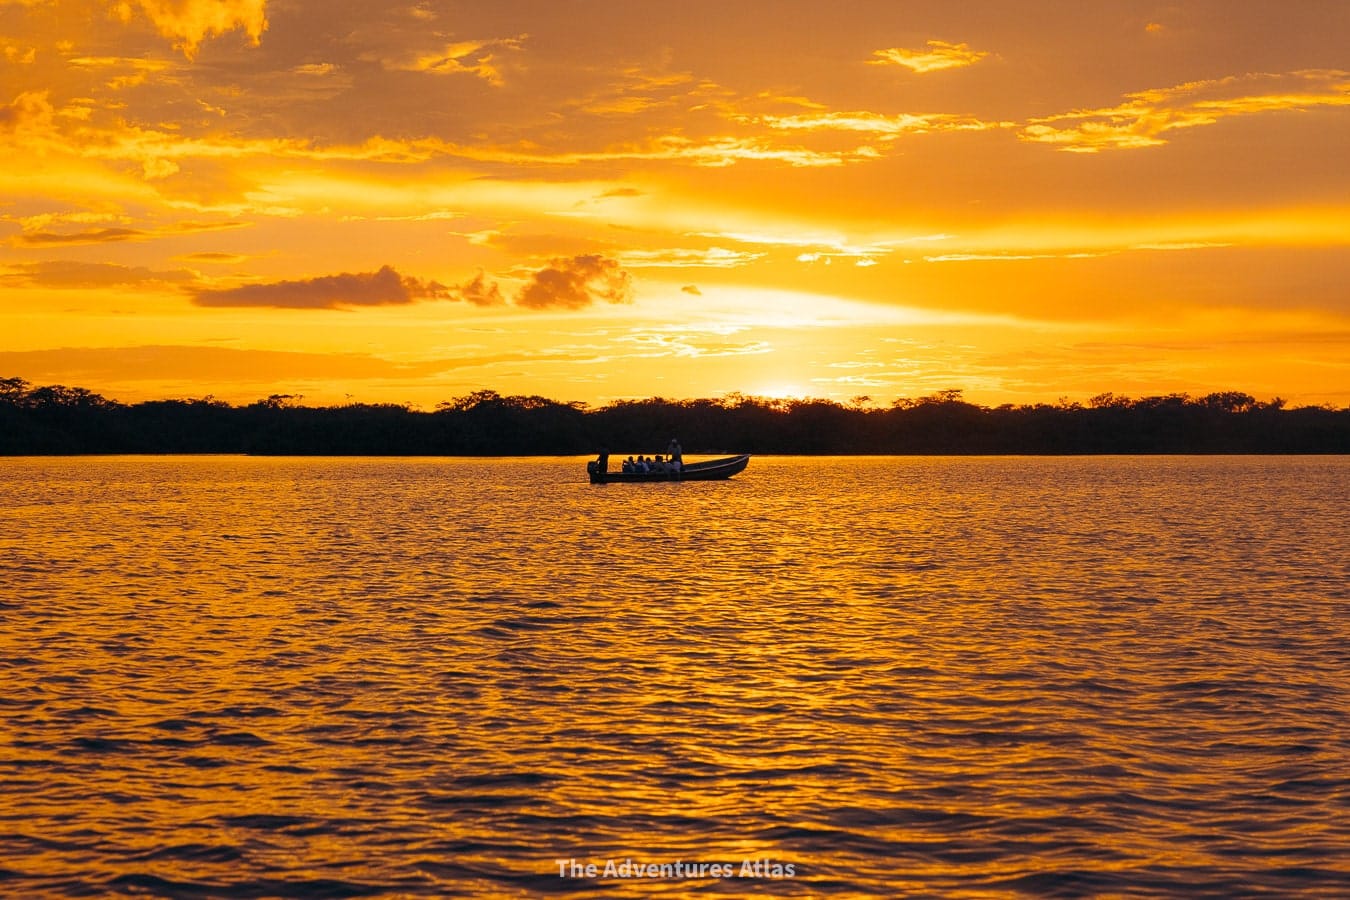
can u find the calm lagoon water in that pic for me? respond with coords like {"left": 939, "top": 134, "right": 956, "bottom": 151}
{"left": 1, "top": 455, "right": 1347, "bottom": 897}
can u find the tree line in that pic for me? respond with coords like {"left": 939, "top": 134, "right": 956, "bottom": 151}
{"left": 1, "top": 377, "right": 1346, "bottom": 455}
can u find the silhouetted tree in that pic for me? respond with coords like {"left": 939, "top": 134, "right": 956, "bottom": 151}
{"left": 0, "top": 375, "right": 1346, "bottom": 455}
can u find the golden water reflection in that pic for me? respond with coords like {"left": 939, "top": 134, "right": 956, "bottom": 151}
{"left": 1, "top": 456, "right": 1347, "bottom": 896}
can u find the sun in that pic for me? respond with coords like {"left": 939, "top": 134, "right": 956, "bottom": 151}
{"left": 753, "top": 383, "right": 809, "bottom": 400}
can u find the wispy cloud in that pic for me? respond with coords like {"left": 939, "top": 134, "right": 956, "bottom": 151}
{"left": 11, "top": 219, "right": 247, "bottom": 246}
{"left": 0, "top": 344, "right": 449, "bottom": 387}
{"left": 691, "top": 229, "right": 895, "bottom": 265}
{"left": 924, "top": 252, "right": 1111, "bottom": 262}
{"left": 15, "top": 227, "right": 145, "bottom": 245}
{"left": 180, "top": 251, "right": 248, "bottom": 263}
{"left": 65, "top": 54, "right": 176, "bottom": 90}
{"left": 447, "top": 134, "right": 875, "bottom": 168}
{"left": 2, "top": 259, "right": 196, "bottom": 287}
{"left": 569, "top": 64, "right": 708, "bottom": 116}
{"left": 380, "top": 35, "right": 526, "bottom": 85}
{"left": 615, "top": 327, "right": 772, "bottom": 360}
{"left": 618, "top": 247, "right": 764, "bottom": 269}
{"left": 871, "top": 41, "right": 989, "bottom": 74}
{"left": 1021, "top": 69, "right": 1350, "bottom": 152}
{"left": 750, "top": 110, "right": 1002, "bottom": 138}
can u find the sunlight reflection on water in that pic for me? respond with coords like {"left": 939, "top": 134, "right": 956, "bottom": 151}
{"left": 1, "top": 455, "right": 1347, "bottom": 896}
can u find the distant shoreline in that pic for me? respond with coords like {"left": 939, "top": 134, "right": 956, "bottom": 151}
{"left": 3, "top": 379, "right": 1347, "bottom": 455}
{"left": 3, "top": 452, "right": 1348, "bottom": 459}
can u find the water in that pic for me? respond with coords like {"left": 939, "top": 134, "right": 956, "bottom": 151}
{"left": 1, "top": 455, "right": 1347, "bottom": 898}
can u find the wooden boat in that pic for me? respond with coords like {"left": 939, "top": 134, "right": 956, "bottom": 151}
{"left": 588, "top": 454, "right": 749, "bottom": 484}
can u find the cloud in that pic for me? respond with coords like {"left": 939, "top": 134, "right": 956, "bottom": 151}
{"left": 449, "top": 270, "right": 506, "bottom": 306}
{"left": 871, "top": 41, "right": 989, "bottom": 74}
{"left": 0, "top": 90, "right": 55, "bottom": 135}
{"left": 114, "top": 0, "right": 269, "bottom": 58}
{"left": 0, "top": 344, "right": 447, "bottom": 387}
{"left": 14, "top": 210, "right": 124, "bottom": 231}
{"left": 615, "top": 327, "right": 772, "bottom": 360}
{"left": 383, "top": 35, "right": 526, "bottom": 85}
{"left": 689, "top": 229, "right": 895, "bottom": 265}
{"left": 516, "top": 255, "right": 634, "bottom": 309}
{"left": 191, "top": 265, "right": 449, "bottom": 309}
{"left": 925, "top": 252, "right": 1111, "bottom": 262}
{"left": 66, "top": 55, "right": 174, "bottom": 90}
{"left": 16, "top": 227, "right": 146, "bottom": 245}
{"left": 619, "top": 247, "right": 764, "bottom": 268}
{"left": 180, "top": 251, "right": 247, "bottom": 263}
{"left": 11, "top": 219, "right": 247, "bottom": 247}
{"left": 142, "top": 157, "right": 180, "bottom": 179}
{"left": 3, "top": 44, "right": 36, "bottom": 65}
{"left": 750, "top": 110, "right": 1003, "bottom": 139}
{"left": 1021, "top": 69, "right": 1350, "bottom": 152}
{"left": 681, "top": 285, "right": 702, "bottom": 295}
{"left": 2, "top": 260, "right": 196, "bottom": 287}
{"left": 569, "top": 64, "right": 704, "bottom": 116}
{"left": 447, "top": 134, "right": 874, "bottom": 168}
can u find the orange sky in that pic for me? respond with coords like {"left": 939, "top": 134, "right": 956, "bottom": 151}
{"left": 2, "top": 0, "right": 1348, "bottom": 408}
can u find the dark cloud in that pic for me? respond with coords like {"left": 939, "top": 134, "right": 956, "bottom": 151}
{"left": 184, "top": 259, "right": 636, "bottom": 312}
{"left": 191, "top": 265, "right": 449, "bottom": 309}
{"left": 181, "top": 251, "right": 248, "bottom": 263}
{"left": 172, "top": 221, "right": 250, "bottom": 234}
{"left": 17, "top": 228, "right": 146, "bottom": 245}
{"left": 681, "top": 284, "right": 702, "bottom": 295}
{"left": 14, "top": 220, "right": 245, "bottom": 247}
{"left": 3, "top": 260, "right": 196, "bottom": 288}
{"left": 515, "top": 254, "right": 633, "bottom": 309}
{"left": 449, "top": 270, "right": 506, "bottom": 306}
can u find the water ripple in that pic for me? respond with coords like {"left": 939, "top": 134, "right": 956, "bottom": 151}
{"left": 1, "top": 455, "right": 1346, "bottom": 896}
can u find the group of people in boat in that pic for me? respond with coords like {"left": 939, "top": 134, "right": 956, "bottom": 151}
{"left": 622, "top": 453, "right": 678, "bottom": 474}
{"left": 592, "top": 438, "right": 682, "bottom": 475}
{"left": 623, "top": 438, "right": 683, "bottom": 474}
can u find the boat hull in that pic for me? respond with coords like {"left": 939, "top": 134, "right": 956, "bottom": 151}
{"left": 588, "top": 454, "right": 749, "bottom": 483}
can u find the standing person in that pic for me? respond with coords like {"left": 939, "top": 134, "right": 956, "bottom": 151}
{"left": 667, "top": 438, "right": 683, "bottom": 468}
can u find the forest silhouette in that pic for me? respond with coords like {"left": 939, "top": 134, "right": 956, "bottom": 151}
{"left": 1, "top": 377, "right": 1346, "bottom": 456}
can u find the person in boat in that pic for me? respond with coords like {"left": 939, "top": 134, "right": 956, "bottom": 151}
{"left": 635, "top": 455, "right": 649, "bottom": 473}
{"left": 622, "top": 456, "right": 635, "bottom": 473}
{"left": 667, "top": 438, "right": 682, "bottom": 468}
{"left": 595, "top": 448, "right": 609, "bottom": 473}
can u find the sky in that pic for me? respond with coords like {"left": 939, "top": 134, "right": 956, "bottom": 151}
{"left": 1, "top": 0, "right": 1348, "bottom": 408}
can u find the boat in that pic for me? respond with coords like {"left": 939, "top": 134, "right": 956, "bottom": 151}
{"left": 587, "top": 454, "right": 749, "bottom": 484}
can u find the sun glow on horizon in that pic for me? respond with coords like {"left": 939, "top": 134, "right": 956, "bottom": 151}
{"left": 0, "top": 1, "right": 1346, "bottom": 409}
